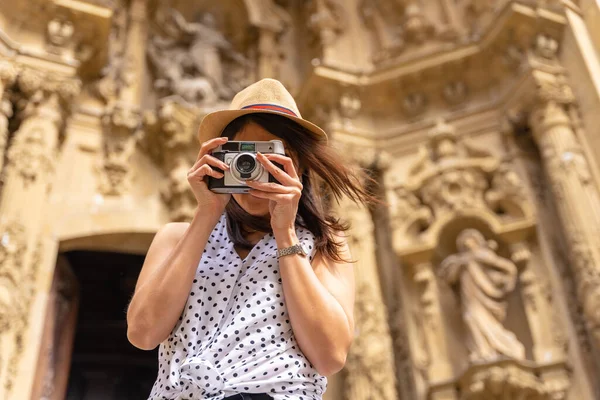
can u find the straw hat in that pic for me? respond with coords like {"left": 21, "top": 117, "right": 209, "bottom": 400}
{"left": 197, "top": 78, "right": 328, "bottom": 144}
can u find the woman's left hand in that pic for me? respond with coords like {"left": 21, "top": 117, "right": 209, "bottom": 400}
{"left": 245, "top": 152, "right": 302, "bottom": 233}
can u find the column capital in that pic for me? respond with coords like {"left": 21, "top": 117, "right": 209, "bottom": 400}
{"left": 531, "top": 70, "right": 575, "bottom": 108}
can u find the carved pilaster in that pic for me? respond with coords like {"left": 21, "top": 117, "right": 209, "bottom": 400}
{"left": 339, "top": 196, "right": 396, "bottom": 400}
{"left": 0, "top": 66, "right": 78, "bottom": 398}
{"left": 528, "top": 70, "right": 600, "bottom": 352}
{"left": 0, "top": 219, "right": 31, "bottom": 397}
{"left": 412, "top": 262, "right": 456, "bottom": 395}
{"left": 98, "top": 0, "right": 147, "bottom": 196}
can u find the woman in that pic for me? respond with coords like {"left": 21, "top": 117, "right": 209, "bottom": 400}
{"left": 127, "top": 79, "right": 374, "bottom": 400}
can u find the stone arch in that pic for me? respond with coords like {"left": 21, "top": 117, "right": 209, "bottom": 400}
{"left": 58, "top": 231, "right": 156, "bottom": 255}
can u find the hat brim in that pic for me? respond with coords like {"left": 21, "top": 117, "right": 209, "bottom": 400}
{"left": 197, "top": 109, "right": 328, "bottom": 144}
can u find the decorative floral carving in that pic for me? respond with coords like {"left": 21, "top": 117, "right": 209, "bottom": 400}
{"left": 345, "top": 280, "right": 397, "bottom": 400}
{"left": 0, "top": 220, "right": 38, "bottom": 396}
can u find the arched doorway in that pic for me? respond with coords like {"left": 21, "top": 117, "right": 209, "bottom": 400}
{"left": 33, "top": 249, "right": 159, "bottom": 400}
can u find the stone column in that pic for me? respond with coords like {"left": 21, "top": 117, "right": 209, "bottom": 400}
{"left": 0, "top": 68, "right": 79, "bottom": 399}
{"left": 528, "top": 72, "right": 600, "bottom": 352}
{"left": 0, "top": 61, "right": 18, "bottom": 175}
{"left": 341, "top": 197, "right": 397, "bottom": 400}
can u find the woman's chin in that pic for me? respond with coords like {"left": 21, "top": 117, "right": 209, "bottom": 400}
{"left": 235, "top": 194, "right": 270, "bottom": 216}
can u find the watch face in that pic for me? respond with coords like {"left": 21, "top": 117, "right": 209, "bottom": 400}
{"left": 301, "top": 243, "right": 309, "bottom": 255}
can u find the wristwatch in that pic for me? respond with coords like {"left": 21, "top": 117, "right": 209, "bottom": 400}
{"left": 277, "top": 242, "right": 309, "bottom": 259}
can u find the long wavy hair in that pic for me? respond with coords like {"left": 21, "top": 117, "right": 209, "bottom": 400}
{"left": 221, "top": 113, "right": 376, "bottom": 263}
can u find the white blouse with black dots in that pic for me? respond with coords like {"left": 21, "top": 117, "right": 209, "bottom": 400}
{"left": 148, "top": 213, "right": 327, "bottom": 400}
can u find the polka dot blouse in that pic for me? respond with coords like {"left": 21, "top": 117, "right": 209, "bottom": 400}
{"left": 148, "top": 213, "right": 327, "bottom": 399}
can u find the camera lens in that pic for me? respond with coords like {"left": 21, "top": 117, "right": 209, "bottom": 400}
{"left": 235, "top": 154, "right": 256, "bottom": 174}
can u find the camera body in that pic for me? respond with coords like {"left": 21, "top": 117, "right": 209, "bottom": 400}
{"left": 208, "top": 140, "right": 285, "bottom": 194}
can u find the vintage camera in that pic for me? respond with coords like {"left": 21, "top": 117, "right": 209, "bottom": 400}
{"left": 208, "top": 140, "right": 285, "bottom": 193}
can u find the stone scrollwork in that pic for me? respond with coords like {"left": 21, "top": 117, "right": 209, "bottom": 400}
{"left": 439, "top": 229, "right": 524, "bottom": 362}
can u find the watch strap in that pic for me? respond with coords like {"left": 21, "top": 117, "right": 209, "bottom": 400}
{"left": 277, "top": 243, "right": 308, "bottom": 259}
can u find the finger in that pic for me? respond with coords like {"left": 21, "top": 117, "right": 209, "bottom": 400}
{"left": 192, "top": 154, "right": 229, "bottom": 173}
{"left": 196, "top": 137, "right": 228, "bottom": 163}
{"left": 245, "top": 180, "right": 294, "bottom": 194}
{"left": 190, "top": 138, "right": 228, "bottom": 170}
{"left": 256, "top": 153, "right": 299, "bottom": 186}
{"left": 188, "top": 164, "right": 223, "bottom": 180}
{"left": 260, "top": 153, "right": 299, "bottom": 181}
{"left": 248, "top": 190, "right": 291, "bottom": 202}
{"left": 191, "top": 143, "right": 229, "bottom": 171}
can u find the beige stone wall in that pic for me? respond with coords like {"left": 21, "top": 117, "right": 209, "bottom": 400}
{"left": 1, "top": 1, "right": 600, "bottom": 399}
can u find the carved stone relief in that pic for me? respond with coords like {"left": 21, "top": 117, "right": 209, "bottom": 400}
{"left": 0, "top": 61, "right": 18, "bottom": 178}
{"left": 147, "top": 7, "right": 251, "bottom": 107}
{"left": 307, "top": 0, "right": 347, "bottom": 47}
{"left": 143, "top": 99, "right": 199, "bottom": 222}
{"left": 98, "top": 105, "right": 143, "bottom": 196}
{"left": 345, "top": 280, "right": 397, "bottom": 400}
{"left": 389, "top": 119, "right": 533, "bottom": 249}
{"left": 0, "top": 220, "right": 35, "bottom": 397}
{"left": 439, "top": 229, "right": 524, "bottom": 362}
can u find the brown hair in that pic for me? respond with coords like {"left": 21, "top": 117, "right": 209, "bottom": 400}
{"left": 221, "top": 113, "right": 376, "bottom": 263}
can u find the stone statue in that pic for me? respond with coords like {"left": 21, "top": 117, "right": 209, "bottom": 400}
{"left": 147, "top": 8, "right": 248, "bottom": 106}
{"left": 439, "top": 229, "right": 525, "bottom": 362}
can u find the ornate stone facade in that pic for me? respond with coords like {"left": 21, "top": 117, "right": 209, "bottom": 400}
{"left": 1, "top": 0, "right": 600, "bottom": 399}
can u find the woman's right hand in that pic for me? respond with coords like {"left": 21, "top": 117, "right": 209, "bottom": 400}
{"left": 187, "top": 137, "right": 231, "bottom": 214}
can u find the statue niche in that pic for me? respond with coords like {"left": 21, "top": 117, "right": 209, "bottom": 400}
{"left": 147, "top": 7, "right": 251, "bottom": 107}
{"left": 439, "top": 228, "right": 525, "bottom": 363}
